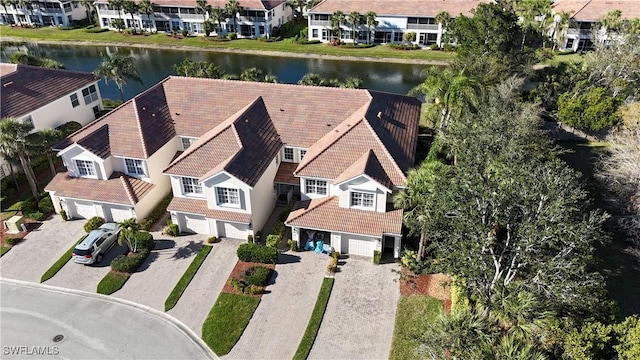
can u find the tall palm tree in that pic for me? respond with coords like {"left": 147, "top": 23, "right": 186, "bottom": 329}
{"left": 0, "top": 141, "right": 20, "bottom": 190}
{"left": 79, "top": 0, "right": 94, "bottom": 24}
{"left": 117, "top": 217, "right": 142, "bottom": 252}
{"left": 122, "top": 0, "right": 138, "bottom": 33}
{"left": 224, "top": 0, "right": 241, "bottom": 34}
{"left": 0, "top": 118, "right": 39, "bottom": 201}
{"left": 138, "top": 0, "right": 154, "bottom": 33}
{"left": 195, "top": 0, "right": 211, "bottom": 22}
{"left": 601, "top": 9, "right": 623, "bottom": 37}
{"left": 240, "top": 67, "right": 263, "bottom": 82}
{"left": 108, "top": 0, "right": 124, "bottom": 26}
{"left": 435, "top": 11, "right": 450, "bottom": 48}
{"left": 627, "top": 18, "right": 640, "bottom": 34}
{"left": 364, "top": 11, "right": 377, "bottom": 45}
{"left": 210, "top": 6, "right": 225, "bottom": 35}
{"left": 410, "top": 66, "right": 481, "bottom": 130}
{"left": 93, "top": 52, "right": 143, "bottom": 102}
{"left": 329, "top": 10, "right": 345, "bottom": 41}
{"left": 27, "top": 128, "right": 62, "bottom": 176}
{"left": 347, "top": 11, "right": 362, "bottom": 45}
{"left": 551, "top": 11, "right": 570, "bottom": 50}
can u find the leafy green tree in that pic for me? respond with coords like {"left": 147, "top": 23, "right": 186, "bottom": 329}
{"left": 110, "top": 18, "right": 125, "bottom": 32}
{"left": 435, "top": 11, "right": 450, "bottom": 47}
{"left": 93, "top": 52, "right": 143, "bottom": 102}
{"left": 601, "top": 9, "right": 623, "bottom": 36}
{"left": 138, "top": 0, "right": 154, "bottom": 33}
{"left": 79, "top": 0, "right": 95, "bottom": 25}
{"left": 551, "top": 11, "right": 571, "bottom": 51}
{"left": 263, "top": 74, "right": 277, "bottom": 83}
{"left": 298, "top": 73, "right": 327, "bottom": 86}
{"left": 583, "top": 32, "right": 640, "bottom": 98}
{"left": 240, "top": 67, "right": 263, "bottom": 82}
{"left": 347, "top": 11, "right": 362, "bottom": 45}
{"left": 172, "top": 58, "right": 225, "bottom": 78}
{"left": 209, "top": 6, "right": 225, "bottom": 35}
{"left": 557, "top": 86, "right": 620, "bottom": 131}
{"left": 364, "top": 11, "right": 377, "bottom": 45}
{"left": 224, "top": 0, "right": 241, "bottom": 34}
{"left": 613, "top": 315, "right": 640, "bottom": 359}
{"left": 341, "top": 77, "right": 362, "bottom": 88}
{"left": 0, "top": 118, "right": 39, "bottom": 201}
{"left": 626, "top": 18, "right": 640, "bottom": 34}
{"left": 403, "top": 32, "right": 416, "bottom": 43}
{"left": 122, "top": 0, "right": 138, "bottom": 34}
{"left": 108, "top": 0, "right": 124, "bottom": 26}
{"left": 203, "top": 19, "right": 214, "bottom": 36}
{"left": 195, "top": 0, "right": 211, "bottom": 21}
{"left": 330, "top": 10, "right": 345, "bottom": 41}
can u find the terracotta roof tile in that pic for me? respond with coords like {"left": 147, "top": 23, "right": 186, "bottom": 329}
{"left": 285, "top": 196, "right": 402, "bottom": 237}
{"left": 167, "top": 197, "right": 253, "bottom": 223}
{"left": 1, "top": 63, "right": 97, "bottom": 119}
{"left": 94, "top": 0, "right": 285, "bottom": 10}
{"left": 310, "top": 0, "right": 493, "bottom": 17}
{"left": 552, "top": 0, "right": 640, "bottom": 21}
{"left": 45, "top": 171, "right": 155, "bottom": 205}
{"left": 333, "top": 150, "right": 393, "bottom": 189}
{"left": 274, "top": 162, "right": 299, "bottom": 184}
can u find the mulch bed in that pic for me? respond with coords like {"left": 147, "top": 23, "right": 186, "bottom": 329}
{"left": 400, "top": 267, "right": 453, "bottom": 313}
{"left": 221, "top": 261, "right": 276, "bottom": 299}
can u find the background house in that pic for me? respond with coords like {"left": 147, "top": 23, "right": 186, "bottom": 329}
{"left": 0, "top": 0, "right": 89, "bottom": 26}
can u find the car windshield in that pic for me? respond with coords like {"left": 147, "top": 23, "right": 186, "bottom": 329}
{"left": 73, "top": 248, "right": 93, "bottom": 256}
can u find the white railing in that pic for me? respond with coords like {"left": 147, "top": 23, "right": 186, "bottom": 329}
{"left": 309, "top": 19, "right": 329, "bottom": 26}
{"left": 406, "top": 23, "right": 439, "bottom": 31}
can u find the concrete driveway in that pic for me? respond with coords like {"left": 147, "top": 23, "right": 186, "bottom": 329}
{"left": 168, "top": 237, "right": 243, "bottom": 336}
{"left": 308, "top": 256, "right": 400, "bottom": 360}
{"left": 0, "top": 215, "right": 86, "bottom": 283}
{"left": 226, "top": 251, "right": 327, "bottom": 359}
{"left": 113, "top": 232, "right": 207, "bottom": 310}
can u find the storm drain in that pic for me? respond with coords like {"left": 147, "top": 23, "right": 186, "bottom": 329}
{"left": 52, "top": 335, "right": 64, "bottom": 343}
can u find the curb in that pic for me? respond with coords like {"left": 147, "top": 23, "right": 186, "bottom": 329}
{"left": 0, "top": 277, "right": 218, "bottom": 360}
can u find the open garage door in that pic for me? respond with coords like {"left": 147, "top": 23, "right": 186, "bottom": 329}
{"left": 347, "top": 236, "right": 377, "bottom": 257}
{"left": 71, "top": 200, "right": 97, "bottom": 220}
{"left": 181, "top": 214, "right": 209, "bottom": 234}
{"left": 217, "top": 221, "right": 247, "bottom": 239}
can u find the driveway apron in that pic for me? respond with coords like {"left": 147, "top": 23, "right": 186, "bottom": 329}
{"left": 0, "top": 216, "right": 86, "bottom": 283}
{"left": 308, "top": 257, "right": 400, "bottom": 360}
{"left": 225, "top": 251, "right": 327, "bottom": 360}
{"left": 168, "top": 237, "right": 243, "bottom": 336}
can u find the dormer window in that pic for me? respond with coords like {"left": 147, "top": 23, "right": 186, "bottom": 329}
{"left": 76, "top": 160, "right": 95, "bottom": 177}
{"left": 216, "top": 187, "right": 240, "bottom": 206}
{"left": 305, "top": 179, "right": 327, "bottom": 195}
{"left": 284, "top": 147, "right": 294, "bottom": 161}
{"left": 180, "top": 137, "right": 197, "bottom": 150}
{"left": 125, "top": 159, "right": 145, "bottom": 176}
{"left": 181, "top": 177, "right": 203, "bottom": 196}
{"left": 350, "top": 191, "right": 374, "bottom": 209}
{"left": 300, "top": 149, "right": 306, "bottom": 159}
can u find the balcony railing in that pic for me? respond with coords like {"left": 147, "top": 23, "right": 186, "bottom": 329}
{"left": 239, "top": 16, "right": 265, "bottom": 22}
{"left": 309, "top": 19, "right": 329, "bottom": 26}
{"left": 406, "top": 23, "right": 439, "bottom": 31}
{"left": 566, "top": 28, "right": 592, "bottom": 37}
{"left": 97, "top": 9, "right": 120, "bottom": 16}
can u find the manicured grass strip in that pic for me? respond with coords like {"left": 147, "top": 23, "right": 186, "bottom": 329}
{"left": 97, "top": 272, "right": 130, "bottom": 295}
{"left": 164, "top": 245, "right": 213, "bottom": 311}
{"left": 389, "top": 295, "right": 444, "bottom": 360}
{"left": 202, "top": 293, "right": 260, "bottom": 356}
{"left": 293, "top": 277, "right": 334, "bottom": 360}
{"left": 40, "top": 237, "right": 83, "bottom": 282}
{"left": 1, "top": 246, "right": 10, "bottom": 257}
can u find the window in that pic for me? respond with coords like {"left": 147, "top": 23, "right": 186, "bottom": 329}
{"left": 70, "top": 93, "right": 80, "bottom": 108}
{"left": 125, "top": 159, "right": 145, "bottom": 175}
{"left": 216, "top": 187, "right": 239, "bottom": 205}
{"left": 92, "top": 105, "right": 100, "bottom": 117}
{"left": 393, "top": 32, "right": 404, "bottom": 42}
{"left": 305, "top": 179, "right": 327, "bottom": 195}
{"left": 351, "top": 191, "right": 374, "bottom": 208}
{"left": 299, "top": 149, "right": 306, "bottom": 159}
{"left": 82, "top": 85, "right": 99, "bottom": 105}
{"left": 76, "top": 160, "right": 95, "bottom": 176}
{"left": 566, "top": 38, "right": 575, "bottom": 48}
{"left": 180, "top": 137, "right": 196, "bottom": 150}
{"left": 284, "top": 148, "right": 294, "bottom": 161}
{"left": 181, "top": 177, "right": 202, "bottom": 195}
{"left": 102, "top": 18, "right": 109, "bottom": 27}
{"left": 312, "top": 29, "right": 318, "bottom": 38}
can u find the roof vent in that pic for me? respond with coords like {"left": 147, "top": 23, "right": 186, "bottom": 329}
{"left": 3, "top": 81, "right": 13, "bottom": 87}
{"left": 280, "top": 108, "right": 284, "bottom": 112}
{"left": 175, "top": 112, "right": 180, "bottom": 116}
{"left": 152, "top": 113, "right": 156, "bottom": 117}
{"left": 244, "top": 118, "right": 249, "bottom": 123}
{"left": 142, "top": 106, "right": 146, "bottom": 111}
{"left": 377, "top": 111, "right": 382, "bottom": 119}
{"left": 326, "top": 123, "right": 332, "bottom": 127}
{"left": 346, "top": 123, "right": 351, "bottom": 127}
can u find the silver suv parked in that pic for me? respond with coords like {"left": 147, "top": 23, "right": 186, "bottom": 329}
{"left": 72, "top": 223, "right": 120, "bottom": 265}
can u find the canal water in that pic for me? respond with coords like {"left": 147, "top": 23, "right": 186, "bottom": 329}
{"left": 1, "top": 43, "right": 430, "bottom": 101}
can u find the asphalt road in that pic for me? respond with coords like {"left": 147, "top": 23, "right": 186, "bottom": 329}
{"left": 0, "top": 279, "right": 217, "bottom": 360}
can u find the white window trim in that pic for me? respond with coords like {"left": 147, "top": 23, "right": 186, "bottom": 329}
{"left": 70, "top": 93, "right": 80, "bottom": 108}
{"left": 350, "top": 190, "right": 375, "bottom": 210}
{"left": 283, "top": 147, "right": 294, "bottom": 162}
{"left": 216, "top": 187, "right": 240, "bottom": 208}
{"left": 82, "top": 84, "right": 99, "bottom": 105}
{"left": 299, "top": 149, "right": 306, "bottom": 160}
{"left": 180, "top": 136, "right": 197, "bottom": 150}
{"left": 181, "top": 177, "right": 203, "bottom": 197}
{"left": 124, "top": 158, "right": 146, "bottom": 176}
{"left": 305, "top": 179, "right": 328, "bottom": 196}
{"left": 75, "top": 159, "right": 96, "bottom": 178}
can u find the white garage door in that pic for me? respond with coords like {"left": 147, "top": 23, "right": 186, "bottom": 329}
{"left": 218, "top": 222, "right": 247, "bottom": 239}
{"left": 347, "top": 237, "right": 377, "bottom": 257}
{"left": 72, "top": 201, "right": 97, "bottom": 219}
{"left": 105, "top": 206, "right": 132, "bottom": 222}
{"left": 182, "top": 214, "right": 209, "bottom": 234}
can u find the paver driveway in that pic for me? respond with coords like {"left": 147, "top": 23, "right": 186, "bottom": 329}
{"left": 308, "top": 256, "right": 400, "bottom": 360}
{"left": 168, "top": 237, "right": 243, "bottom": 336}
{"left": 226, "top": 251, "right": 327, "bottom": 359}
{"left": 0, "top": 215, "right": 86, "bottom": 283}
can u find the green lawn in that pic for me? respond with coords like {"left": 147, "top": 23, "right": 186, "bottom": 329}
{"left": 389, "top": 295, "right": 444, "bottom": 360}
{"left": 164, "top": 245, "right": 212, "bottom": 311}
{"left": 542, "top": 51, "right": 585, "bottom": 65}
{"left": 201, "top": 292, "right": 260, "bottom": 356}
{"left": 1, "top": 246, "right": 10, "bottom": 257}
{"left": 293, "top": 277, "right": 334, "bottom": 360}
{"left": 97, "top": 272, "right": 130, "bottom": 295}
{"left": 40, "top": 237, "right": 84, "bottom": 282}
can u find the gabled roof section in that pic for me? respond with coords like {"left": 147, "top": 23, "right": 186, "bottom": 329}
{"left": 1, "top": 63, "right": 97, "bottom": 119}
{"left": 45, "top": 171, "right": 155, "bottom": 205}
{"left": 164, "top": 97, "right": 282, "bottom": 187}
{"left": 310, "top": 0, "right": 493, "bottom": 17}
{"left": 552, "top": 0, "right": 640, "bottom": 21}
{"left": 94, "top": 0, "right": 285, "bottom": 10}
{"left": 77, "top": 124, "right": 111, "bottom": 159}
{"left": 333, "top": 150, "right": 393, "bottom": 190}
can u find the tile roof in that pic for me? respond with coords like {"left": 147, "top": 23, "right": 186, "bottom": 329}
{"left": 164, "top": 97, "right": 282, "bottom": 186}
{"left": 167, "top": 196, "right": 253, "bottom": 223}
{"left": 552, "top": 0, "right": 640, "bottom": 21}
{"left": 310, "top": 0, "right": 493, "bottom": 17}
{"left": 333, "top": 149, "right": 393, "bottom": 189}
{"left": 274, "top": 162, "right": 299, "bottom": 184}
{"left": 0, "top": 63, "right": 97, "bottom": 119}
{"left": 45, "top": 171, "right": 155, "bottom": 205}
{"left": 94, "top": 0, "right": 285, "bottom": 10}
{"left": 285, "top": 196, "right": 403, "bottom": 237}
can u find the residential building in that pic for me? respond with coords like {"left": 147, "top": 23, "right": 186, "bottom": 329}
{"left": 94, "top": 0, "right": 293, "bottom": 38}
{"left": 46, "top": 77, "right": 420, "bottom": 258}
{"left": 0, "top": 63, "right": 103, "bottom": 179}
{"left": 0, "top": 0, "right": 89, "bottom": 27}
{"left": 551, "top": 0, "right": 640, "bottom": 51}
{"left": 307, "top": 0, "right": 492, "bottom": 47}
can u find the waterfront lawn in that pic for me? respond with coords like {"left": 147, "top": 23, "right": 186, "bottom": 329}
{"left": 389, "top": 295, "right": 444, "bottom": 360}
{"left": 293, "top": 277, "right": 334, "bottom": 360}
{"left": 1, "top": 26, "right": 455, "bottom": 62}
{"left": 164, "top": 245, "right": 212, "bottom": 311}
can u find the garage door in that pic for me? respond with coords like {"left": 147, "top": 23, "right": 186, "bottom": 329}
{"left": 182, "top": 214, "right": 209, "bottom": 234}
{"left": 218, "top": 221, "right": 247, "bottom": 239}
{"left": 72, "top": 201, "right": 97, "bottom": 219}
{"left": 347, "top": 237, "right": 377, "bottom": 257}
{"left": 105, "top": 206, "right": 132, "bottom": 222}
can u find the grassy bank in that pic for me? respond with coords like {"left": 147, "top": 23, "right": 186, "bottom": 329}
{"left": 40, "top": 237, "right": 83, "bottom": 282}
{"left": 389, "top": 295, "right": 444, "bottom": 360}
{"left": 293, "top": 277, "right": 334, "bottom": 360}
{"left": 97, "top": 272, "right": 130, "bottom": 295}
{"left": 164, "top": 245, "right": 212, "bottom": 311}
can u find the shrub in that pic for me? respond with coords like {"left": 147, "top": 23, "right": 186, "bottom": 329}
{"left": 60, "top": 209, "right": 68, "bottom": 221}
{"left": 38, "top": 197, "right": 54, "bottom": 213}
{"left": 430, "top": 43, "right": 439, "bottom": 50}
{"left": 9, "top": 199, "right": 36, "bottom": 214}
{"left": 84, "top": 216, "right": 105, "bottom": 233}
{"left": 164, "top": 223, "right": 179, "bottom": 236}
{"left": 55, "top": 121, "right": 82, "bottom": 136}
{"left": 288, "top": 239, "right": 297, "bottom": 252}
{"left": 227, "top": 32, "right": 237, "bottom": 40}
{"left": 136, "top": 231, "right": 154, "bottom": 251}
{"left": 111, "top": 248, "right": 150, "bottom": 273}
{"left": 373, "top": 250, "right": 381, "bottom": 265}
{"left": 228, "top": 278, "right": 246, "bottom": 293}
{"left": 266, "top": 234, "right": 281, "bottom": 248}
{"left": 84, "top": 26, "right": 109, "bottom": 33}
{"left": 245, "top": 285, "right": 263, "bottom": 295}
{"left": 236, "top": 243, "right": 278, "bottom": 264}
{"left": 331, "top": 251, "right": 339, "bottom": 261}
{"left": 298, "top": 39, "right": 322, "bottom": 45}
{"left": 27, "top": 212, "right": 45, "bottom": 221}
{"left": 247, "top": 234, "right": 254, "bottom": 243}
{"left": 327, "top": 259, "right": 337, "bottom": 273}
{"left": 207, "top": 236, "right": 219, "bottom": 244}
{"left": 5, "top": 236, "right": 21, "bottom": 245}
{"left": 140, "top": 193, "right": 172, "bottom": 231}
{"left": 388, "top": 43, "right": 420, "bottom": 50}
{"left": 244, "top": 266, "right": 272, "bottom": 286}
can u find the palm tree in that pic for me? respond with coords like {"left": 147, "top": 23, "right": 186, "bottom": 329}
{"left": 0, "top": 118, "right": 39, "bottom": 201}
{"left": 601, "top": 9, "right": 623, "bottom": 37}
{"left": 138, "top": 0, "right": 154, "bottom": 33}
{"left": 329, "top": 10, "right": 345, "bottom": 42}
{"left": 209, "top": 6, "right": 225, "bottom": 35}
{"left": 93, "top": 52, "right": 143, "bottom": 102}
{"left": 240, "top": 67, "right": 263, "bottom": 82}
{"left": 410, "top": 66, "right": 481, "bottom": 130}
{"left": 195, "top": 0, "right": 211, "bottom": 22}
{"left": 627, "top": 18, "right": 640, "bottom": 34}
{"left": 287, "top": 0, "right": 304, "bottom": 22}
{"left": 0, "top": 141, "right": 21, "bottom": 189}
{"left": 435, "top": 11, "right": 450, "bottom": 48}
{"left": 27, "top": 128, "right": 62, "bottom": 176}
{"left": 122, "top": 0, "right": 138, "bottom": 34}
{"left": 364, "top": 11, "right": 377, "bottom": 45}
{"left": 347, "top": 11, "right": 362, "bottom": 45}
{"left": 108, "top": 0, "right": 124, "bottom": 29}
{"left": 224, "top": 0, "right": 241, "bottom": 35}
{"left": 117, "top": 217, "right": 142, "bottom": 252}
{"left": 79, "top": 0, "right": 94, "bottom": 24}
{"left": 551, "top": 11, "right": 571, "bottom": 50}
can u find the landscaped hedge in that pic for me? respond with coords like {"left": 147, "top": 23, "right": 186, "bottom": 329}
{"left": 84, "top": 216, "right": 105, "bottom": 233}
{"left": 5, "top": 236, "right": 21, "bottom": 245}
{"left": 243, "top": 266, "right": 272, "bottom": 286}
{"left": 388, "top": 43, "right": 421, "bottom": 50}
{"left": 111, "top": 248, "right": 150, "bottom": 273}
{"left": 140, "top": 193, "right": 172, "bottom": 230}
{"left": 237, "top": 243, "right": 278, "bottom": 264}
{"left": 38, "top": 196, "right": 54, "bottom": 213}
{"left": 97, "top": 272, "right": 129, "bottom": 295}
